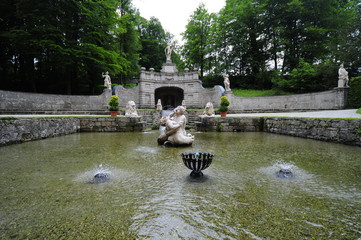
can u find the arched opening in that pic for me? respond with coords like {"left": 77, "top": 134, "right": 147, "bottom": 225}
{"left": 155, "top": 87, "right": 184, "bottom": 110}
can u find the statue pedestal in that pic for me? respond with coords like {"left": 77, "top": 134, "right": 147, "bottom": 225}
{"left": 338, "top": 79, "right": 345, "bottom": 88}
{"left": 161, "top": 62, "right": 178, "bottom": 73}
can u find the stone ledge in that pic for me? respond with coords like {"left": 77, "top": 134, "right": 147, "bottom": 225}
{"left": 0, "top": 117, "right": 146, "bottom": 146}
{"left": 195, "top": 116, "right": 361, "bottom": 146}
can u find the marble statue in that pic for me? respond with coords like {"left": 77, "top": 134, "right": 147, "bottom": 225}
{"left": 158, "top": 106, "right": 194, "bottom": 146}
{"left": 338, "top": 64, "right": 349, "bottom": 87}
{"left": 165, "top": 42, "right": 174, "bottom": 63}
{"left": 181, "top": 100, "right": 186, "bottom": 110}
{"left": 203, "top": 102, "right": 215, "bottom": 116}
{"left": 125, "top": 100, "right": 138, "bottom": 117}
{"left": 102, "top": 72, "right": 112, "bottom": 90}
{"left": 223, "top": 74, "right": 231, "bottom": 91}
{"left": 156, "top": 99, "right": 162, "bottom": 111}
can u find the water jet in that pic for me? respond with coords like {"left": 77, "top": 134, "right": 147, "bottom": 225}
{"left": 89, "top": 172, "right": 109, "bottom": 184}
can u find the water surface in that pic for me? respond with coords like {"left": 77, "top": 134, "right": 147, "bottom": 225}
{"left": 0, "top": 132, "right": 360, "bottom": 239}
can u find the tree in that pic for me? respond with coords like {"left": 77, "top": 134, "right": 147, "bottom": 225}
{"left": 137, "top": 17, "right": 170, "bottom": 71}
{"left": 214, "top": 0, "right": 270, "bottom": 88}
{"left": 182, "top": 3, "right": 215, "bottom": 80}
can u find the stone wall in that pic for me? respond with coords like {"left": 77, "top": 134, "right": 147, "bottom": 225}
{"left": 195, "top": 116, "right": 361, "bottom": 146}
{"left": 115, "top": 83, "right": 223, "bottom": 109}
{"left": 264, "top": 118, "right": 361, "bottom": 146}
{"left": 80, "top": 117, "right": 145, "bottom": 132}
{"left": 196, "top": 116, "right": 264, "bottom": 132}
{"left": 225, "top": 87, "right": 349, "bottom": 112}
{"left": 0, "top": 117, "right": 146, "bottom": 146}
{"left": 0, "top": 90, "right": 112, "bottom": 114}
{"left": 0, "top": 118, "right": 80, "bottom": 146}
{"left": 0, "top": 87, "right": 348, "bottom": 114}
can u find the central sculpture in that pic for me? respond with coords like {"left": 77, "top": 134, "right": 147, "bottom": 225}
{"left": 157, "top": 106, "right": 194, "bottom": 146}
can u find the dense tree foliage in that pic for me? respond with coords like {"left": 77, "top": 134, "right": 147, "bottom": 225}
{"left": 0, "top": 0, "right": 141, "bottom": 94}
{"left": 0, "top": 0, "right": 360, "bottom": 94}
{"left": 182, "top": 0, "right": 360, "bottom": 92}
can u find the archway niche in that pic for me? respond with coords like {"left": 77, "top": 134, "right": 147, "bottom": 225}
{"left": 155, "top": 87, "right": 184, "bottom": 110}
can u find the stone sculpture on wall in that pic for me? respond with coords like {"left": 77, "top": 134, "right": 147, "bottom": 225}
{"left": 157, "top": 106, "right": 194, "bottom": 146}
{"left": 338, "top": 64, "right": 349, "bottom": 87}
{"left": 223, "top": 74, "right": 231, "bottom": 91}
{"left": 203, "top": 102, "right": 215, "bottom": 117}
{"left": 125, "top": 100, "right": 138, "bottom": 117}
{"left": 102, "top": 72, "right": 112, "bottom": 90}
{"left": 156, "top": 99, "right": 162, "bottom": 111}
{"left": 165, "top": 42, "right": 174, "bottom": 63}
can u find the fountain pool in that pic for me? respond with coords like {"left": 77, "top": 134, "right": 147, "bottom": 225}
{"left": 0, "top": 132, "right": 360, "bottom": 239}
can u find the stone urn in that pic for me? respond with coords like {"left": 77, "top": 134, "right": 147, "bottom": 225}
{"left": 181, "top": 152, "right": 214, "bottom": 177}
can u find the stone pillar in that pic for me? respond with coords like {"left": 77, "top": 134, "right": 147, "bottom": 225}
{"left": 338, "top": 79, "right": 345, "bottom": 88}
{"left": 335, "top": 87, "right": 350, "bottom": 109}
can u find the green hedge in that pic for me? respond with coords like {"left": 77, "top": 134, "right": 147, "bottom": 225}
{"left": 348, "top": 76, "right": 361, "bottom": 108}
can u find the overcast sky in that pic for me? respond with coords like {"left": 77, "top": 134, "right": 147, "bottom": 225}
{"left": 132, "top": 0, "right": 226, "bottom": 43}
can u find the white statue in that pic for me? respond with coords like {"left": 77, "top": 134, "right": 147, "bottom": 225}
{"left": 203, "top": 102, "right": 215, "bottom": 116}
{"left": 157, "top": 106, "right": 194, "bottom": 146}
{"left": 102, "top": 72, "right": 112, "bottom": 90}
{"left": 181, "top": 100, "right": 186, "bottom": 110}
{"left": 156, "top": 99, "right": 162, "bottom": 111}
{"left": 338, "top": 64, "right": 349, "bottom": 87}
{"left": 223, "top": 74, "right": 231, "bottom": 91}
{"left": 165, "top": 42, "right": 174, "bottom": 63}
{"left": 125, "top": 100, "right": 138, "bottom": 117}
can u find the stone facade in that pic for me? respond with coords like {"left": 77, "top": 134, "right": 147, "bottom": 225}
{"left": 115, "top": 63, "right": 223, "bottom": 109}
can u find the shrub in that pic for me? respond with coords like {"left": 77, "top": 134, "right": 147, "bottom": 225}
{"left": 272, "top": 59, "right": 317, "bottom": 93}
{"left": 348, "top": 76, "right": 361, "bottom": 108}
{"left": 219, "top": 96, "right": 230, "bottom": 112}
{"left": 108, "top": 95, "right": 119, "bottom": 111}
{"left": 272, "top": 60, "right": 338, "bottom": 93}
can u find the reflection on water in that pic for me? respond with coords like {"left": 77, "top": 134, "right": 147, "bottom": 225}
{"left": 0, "top": 132, "right": 360, "bottom": 239}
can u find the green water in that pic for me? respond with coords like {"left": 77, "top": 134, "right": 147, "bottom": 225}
{"left": 0, "top": 132, "right": 360, "bottom": 239}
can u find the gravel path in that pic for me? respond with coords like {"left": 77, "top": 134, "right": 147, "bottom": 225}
{"left": 226, "top": 109, "right": 361, "bottom": 119}
{"left": 1, "top": 109, "right": 360, "bottom": 119}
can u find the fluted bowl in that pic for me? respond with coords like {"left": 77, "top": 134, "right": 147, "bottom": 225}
{"left": 181, "top": 152, "right": 214, "bottom": 177}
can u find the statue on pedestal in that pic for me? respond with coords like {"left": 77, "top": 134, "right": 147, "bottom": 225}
{"left": 338, "top": 64, "right": 349, "bottom": 87}
{"left": 165, "top": 42, "right": 174, "bottom": 63}
{"left": 223, "top": 74, "right": 231, "bottom": 91}
{"left": 102, "top": 72, "right": 112, "bottom": 90}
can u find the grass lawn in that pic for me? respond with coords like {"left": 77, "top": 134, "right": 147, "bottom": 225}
{"left": 357, "top": 108, "right": 361, "bottom": 114}
{"left": 232, "top": 89, "right": 293, "bottom": 97}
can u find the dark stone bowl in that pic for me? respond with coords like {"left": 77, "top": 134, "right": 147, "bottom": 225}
{"left": 181, "top": 152, "right": 214, "bottom": 177}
